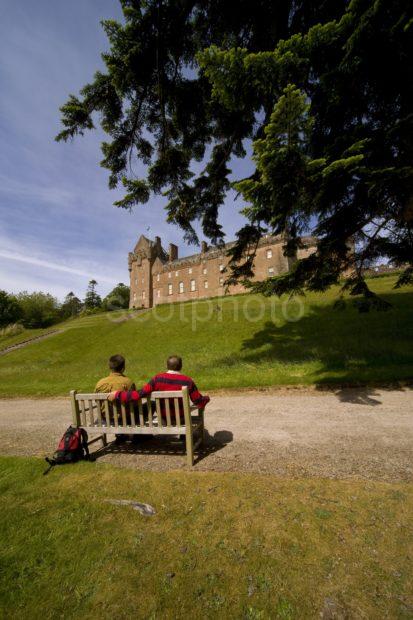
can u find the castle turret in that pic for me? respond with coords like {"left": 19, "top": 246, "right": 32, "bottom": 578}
{"left": 129, "top": 235, "right": 167, "bottom": 308}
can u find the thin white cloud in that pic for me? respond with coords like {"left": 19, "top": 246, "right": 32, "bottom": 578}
{"left": 0, "top": 270, "right": 76, "bottom": 300}
{"left": 0, "top": 175, "right": 74, "bottom": 207}
{"left": 0, "top": 249, "right": 116, "bottom": 284}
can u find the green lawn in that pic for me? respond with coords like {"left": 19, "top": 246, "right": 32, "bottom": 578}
{"left": 0, "top": 327, "right": 53, "bottom": 350}
{"left": 0, "top": 457, "right": 411, "bottom": 619}
{"left": 0, "top": 275, "right": 412, "bottom": 396}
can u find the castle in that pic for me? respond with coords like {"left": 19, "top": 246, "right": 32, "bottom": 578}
{"left": 128, "top": 234, "right": 316, "bottom": 308}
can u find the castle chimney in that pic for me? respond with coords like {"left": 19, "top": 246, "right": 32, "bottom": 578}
{"left": 201, "top": 241, "right": 208, "bottom": 253}
{"left": 169, "top": 243, "right": 178, "bottom": 262}
{"left": 155, "top": 236, "right": 161, "bottom": 246}
{"left": 128, "top": 252, "right": 134, "bottom": 272}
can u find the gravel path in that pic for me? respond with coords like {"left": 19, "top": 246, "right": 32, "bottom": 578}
{"left": 0, "top": 387, "right": 412, "bottom": 481}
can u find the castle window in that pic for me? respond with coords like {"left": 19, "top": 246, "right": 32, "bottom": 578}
{"left": 168, "top": 283, "right": 173, "bottom": 295}
{"left": 142, "top": 291, "right": 145, "bottom": 299}
{"left": 266, "top": 249, "right": 273, "bottom": 259}
{"left": 156, "top": 274, "right": 160, "bottom": 282}
{"left": 203, "top": 268, "right": 207, "bottom": 275}
{"left": 219, "top": 264, "right": 224, "bottom": 272}
{"left": 188, "top": 267, "right": 192, "bottom": 274}
{"left": 157, "top": 289, "right": 160, "bottom": 298}
{"left": 190, "top": 279, "right": 196, "bottom": 291}
{"left": 168, "top": 272, "right": 171, "bottom": 279}
{"left": 175, "top": 271, "right": 179, "bottom": 277}
{"left": 135, "top": 278, "right": 138, "bottom": 285}
{"left": 179, "top": 281, "right": 184, "bottom": 294}
{"left": 219, "top": 277, "right": 224, "bottom": 285}
{"left": 133, "top": 292, "right": 137, "bottom": 301}
{"left": 268, "top": 267, "right": 274, "bottom": 275}
{"left": 142, "top": 278, "right": 144, "bottom": 284}
{"left": 204, "top": 280, "right": 208, "bottom": 289}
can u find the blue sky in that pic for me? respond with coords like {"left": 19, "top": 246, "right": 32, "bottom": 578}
{"left": 0, "top": 0, "right": 250, "bottom": 301}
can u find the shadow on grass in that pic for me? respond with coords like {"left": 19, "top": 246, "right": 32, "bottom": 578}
{"left": 90, "top": 429, "right": 233, "bottom": 465}
{"left": 215, "top": 291, "right": 413, "bottom": 396}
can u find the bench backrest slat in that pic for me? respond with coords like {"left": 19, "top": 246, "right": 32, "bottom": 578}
{"left": 95, "top": 398, "right": 102, "bottom": 427}
{"left": 150, "top": 390, "right": 185, "bottom": 399}
{"left": 104, "top": 399, "right": 110, "bottom": 427}
{"left": 173, "top": 398, "right": 180, "bottom": 427}
{"left": 120, "top": 402, "right": 127, "bottom": 427}
{"left": 130, "top": 402, "right": 136, "bottom": 426}
{"left": 80, "top": 400, "right": 87, "bottom": 426}
{"left": 114, "top": 401, "right": 120, "bottom": 426}
{"left": 155, "top": 398, "right": 163, "bottom": 427}
{"left": 137, "top": 400, "right": 144, "bottom": 426}
{"left": 75, "top": 391, "right": 186, "bottom": 400}
{"left": 165, "top": 398, "right": 172, "bottom": 427}
{"left": 88, "top": 399, "right": 94, "bottom": 426}
{"left": 147, "top": 397, "right": 153, "bottom": 427}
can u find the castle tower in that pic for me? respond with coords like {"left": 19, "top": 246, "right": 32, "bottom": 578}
{"left": 128, "top": 235, "right": 165, "bottom": 308}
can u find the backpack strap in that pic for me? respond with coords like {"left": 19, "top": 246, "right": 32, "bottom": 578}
{"left": 63, "top": 427, "right": 75, "bottom": 451}
{"left": 43, "top": 457, "right": 55, "bottom": 476}
{"left": 79, "top": 427, "right": 90, "bottom": 460}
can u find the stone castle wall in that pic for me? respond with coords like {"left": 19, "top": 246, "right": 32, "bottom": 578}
{"left": 128, "top": 234, "right": 316, "bottom": 309}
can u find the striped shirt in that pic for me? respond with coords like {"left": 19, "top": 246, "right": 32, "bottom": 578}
{"left": 114, "top": 371, "right": 210, "bottom": 420}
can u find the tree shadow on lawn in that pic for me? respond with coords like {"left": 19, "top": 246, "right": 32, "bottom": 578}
{"left": 91, "top": 429, "right": 233, "bottom": 466}
{"left": 215, "top": 292, "right": 413, "bottom": 401}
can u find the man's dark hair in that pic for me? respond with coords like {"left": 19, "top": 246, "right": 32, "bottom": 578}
{"left": 167, "top": 355, "right": 182, "bottom": 371}
{"left": 109, "top": 354, "right": 125, "bottom": 373}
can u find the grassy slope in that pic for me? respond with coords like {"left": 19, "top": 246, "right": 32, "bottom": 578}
{"left": 0, "top": 275, "right": 412, "bottom": 396}
{"left": 0, "top": 327, "right": 53, "bottom": 350}
{"left": 0, "top": 457, "right": 412, "bottom": 619}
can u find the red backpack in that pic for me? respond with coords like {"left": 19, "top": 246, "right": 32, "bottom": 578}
{"left": 44, "top": 426, "right": 90, "bottom": 474}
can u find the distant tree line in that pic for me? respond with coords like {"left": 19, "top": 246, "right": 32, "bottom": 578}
{"left": 0, "top": 281, "right": 130, "bottom": 329}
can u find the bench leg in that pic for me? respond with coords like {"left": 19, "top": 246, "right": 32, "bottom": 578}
{"left": 102, "top": 433, "right": 107, "bottom": 447}
{"left": 199, "top": 409, "right": 205, "bottom": 446}
{"left": 185, "top": 429, "right": 194, "bottom": 467}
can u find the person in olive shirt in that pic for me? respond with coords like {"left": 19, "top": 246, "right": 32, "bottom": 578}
{"left": 95, "top": 354, "right": 135, "bottom": 440}
{"left": 95, "top": 354, "right": 135, "bottom": 394}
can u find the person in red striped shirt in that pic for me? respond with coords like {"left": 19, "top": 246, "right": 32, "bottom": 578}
{"left": 107, "top": 355, "right": 210, "bottom": 422}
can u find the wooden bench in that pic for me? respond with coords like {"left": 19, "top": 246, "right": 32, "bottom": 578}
{"left": 70, "top": 386, "right": 205, "bottom": 466}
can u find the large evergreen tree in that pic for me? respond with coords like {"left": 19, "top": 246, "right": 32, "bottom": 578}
{"left": 60, "top": 292, "right": 83, "bottom": 319}
{"left": 84, "top": 280, "right": 102, "bottom": 310}
{"left": 56, "top": 0, "right": 412, "bottom": 307}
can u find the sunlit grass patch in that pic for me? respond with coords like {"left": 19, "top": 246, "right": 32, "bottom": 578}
{"left": 0, "top": 457, "right": 412, "bottom": 618}
{"left": 0, "top": 275, "right": 412, "bottom": 396}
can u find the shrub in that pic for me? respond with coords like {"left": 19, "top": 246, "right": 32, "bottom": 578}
{"left": 102, "top": 283, "right": 130, "bottom": 311}
{"left": 0, "top": 323, "right": 24, "bottom": 338}
{"left": 16, "top": 292, "right": 60, "bottom": 328}
{"left": 0, "top": 291, "right": 23, "bottom": 327}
